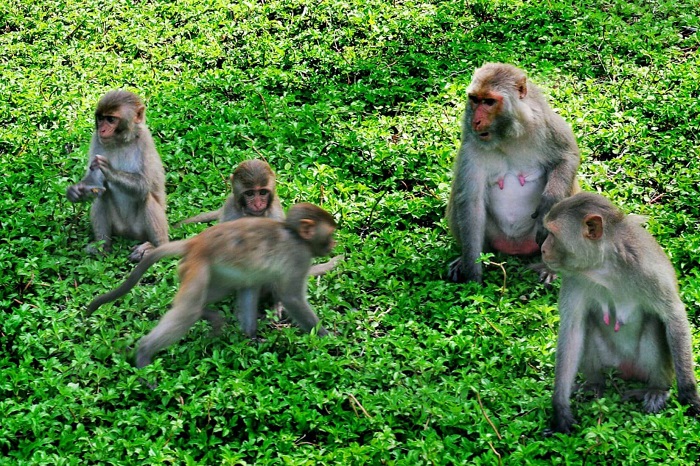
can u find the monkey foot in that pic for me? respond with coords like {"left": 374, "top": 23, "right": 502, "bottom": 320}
{"left": 528, "top": 262, "right": 557, "bottom": 285}
{"left": 622, "top": 388, "right": 669, "bottom": 413}
{"left": 129, "top": 242, "right": 155, "bottom": 262}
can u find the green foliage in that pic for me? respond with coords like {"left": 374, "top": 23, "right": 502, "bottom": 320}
{"left": 2, "top": 0, "right": 700, "bottom": 463}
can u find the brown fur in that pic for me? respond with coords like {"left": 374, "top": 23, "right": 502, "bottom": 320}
{"left": 86, "top": 203, "right": 337, "bottom": 368}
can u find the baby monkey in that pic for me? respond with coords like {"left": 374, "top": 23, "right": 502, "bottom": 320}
{"left": 87, "top": 203, "right": 337, "bottom": 368}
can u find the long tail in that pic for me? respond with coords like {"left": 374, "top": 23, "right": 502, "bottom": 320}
{"left": 85, "top": 240, "right": 189, "bottom": 316}
{"left": 174, "top": 208, "right": 221, "bottom": 227}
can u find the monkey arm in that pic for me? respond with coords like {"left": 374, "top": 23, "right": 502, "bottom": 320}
{"left": 534, "top": 147, "right": 580, "bottom": 245}
{"left": 663, "top": 302, "right": 700, "bottom": 413}
{"left": 551, "top": 280, "right": 588, "bottom": 433}
{"left": 101, "top": 165, "right": 153, "bottom": 199}
{"left": 446, "top": 158, "right": 487, "bottom": 283}
{"left": 309, "top": 254, "right": 345, "bottom": 277}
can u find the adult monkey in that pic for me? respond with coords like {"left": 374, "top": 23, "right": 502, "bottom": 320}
{"left": 177, "top": 159, "right": 342, "bottom": 276}
{"left": 66, "top": 90, "right": 168, "bottom": 262}
{"left": 86, "top": 203, "right": 337, "bottom": 368}
{"left": 176, "top": 159, "right": 284, "bottom": 225}
{"left": 541, "top": 192, "right": 700, "bottom": 435}
{"left": 446, "top": 63, "right": 580, "bottom": 283}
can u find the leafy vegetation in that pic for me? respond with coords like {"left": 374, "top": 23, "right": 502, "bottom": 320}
{"left": 2, "top": 0, "right": 700, "bottom": 463}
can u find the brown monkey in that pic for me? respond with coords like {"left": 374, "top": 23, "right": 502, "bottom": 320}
{"left": 86, "top": 203, "right": 336, "bottom": 368}
{"left": 67, "top": 90, "right": 168, "bottom": 261}
{"left": 541, "top": 192, "right": 700, "bottom": 434}
{"left": 446, "top": 63, "right": 580, "bottom": 283}
{"left": 177, "top": 159, "right": 284, "bottom": 225}
{"left": 177, "top": 159, "right": 342, "bottom": 277}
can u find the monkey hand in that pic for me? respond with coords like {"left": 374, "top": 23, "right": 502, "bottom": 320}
{"left": 91, "top": 155, "right": 113, "bottom": 177}
{"left": 66, "top": 183, "right": 88, "bottom": 202}
{"left": 532, "top": 195, "right": 557, "bottom": 246}
{"left": 528, "top": 262, "right": 557, "bottom": 286}
{"left": 448, "top": 257, "right": 483, "bottom": 284}
{"left": 546, "top": 406, "right": 577, "bottom": 436}
{"left": 129, "top": 242, "right": 155, "bottom": 262}
{"left": 678, "top": 386, "right": 700, "bottom": 417}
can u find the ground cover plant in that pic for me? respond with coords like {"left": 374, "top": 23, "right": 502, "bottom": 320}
{"left": 2, "top": 0, "right": 700, "bottom": 463}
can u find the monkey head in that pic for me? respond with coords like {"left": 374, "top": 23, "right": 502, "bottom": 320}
{"left": 232, "top": 159, "right": 277, "bottom": 216}
{"left": 285, "top": 203, "right": 337, "bottom": 257}
{"left": 541, "top": 192, "right": 624, "bottom": 273}
{"left": 465, "top": 63, "right": 529, "bottom": 146}
{"left": 94, "top": 90, "right": 145, "bottom": 145}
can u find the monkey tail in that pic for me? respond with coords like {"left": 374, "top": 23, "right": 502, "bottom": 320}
{"left": 174, "top": 209, "right": 221, "bottom": 227}
{"left": 85, "top": 240, "right": 188, "bottom": 316}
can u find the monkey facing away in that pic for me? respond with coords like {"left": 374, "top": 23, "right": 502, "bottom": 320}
{"left": 446, "top": 63, "right": 580, "bottom": 283}
{"left": 177, "top": 159, "right": 342, "bottom": 277}
{"left": 67, "top": 90, "right": 168, "bottom": 262}
{"left": 177, "top": 159, "right": 284, "bottom": 226}
{"left": 541, "top": 192, "right": 700, "bottom": 434}
{"left": 86, "top": 203, "right": 337, "bottom": 368}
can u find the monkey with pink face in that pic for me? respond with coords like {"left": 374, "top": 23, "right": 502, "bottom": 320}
{"left": 67, "top": 90, "right": 168, "bottom": 262}
{"left": 446, "top": 63, "right": 580, "bottom": 284}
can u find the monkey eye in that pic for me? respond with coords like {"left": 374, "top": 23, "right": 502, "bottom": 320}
{"left": 244, "top": 190, "right": 255, "bottom": 197}
{"left": 97, "top": 115, "right": 120, "bottom": 124}
{"left": 483, "top": 98, "right": 497, "bottom": 106}
{"left": 259, "top": 189, "right": 270, "bottom": 196}
{"left": 468, "top": 95, "right": 479, "bottom": 104}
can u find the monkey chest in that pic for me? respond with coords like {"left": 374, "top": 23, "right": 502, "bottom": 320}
{"left": 486, "top": 168, "right": 545, "bottom": 235}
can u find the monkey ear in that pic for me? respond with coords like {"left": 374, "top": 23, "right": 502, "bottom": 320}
{"left": 583, "top": 214, "right": 603, "bottom": 240}
{"left": 517, "top": 76, "right": 528, "bottom": 99}
{"left": 134, "top": 105, "right": 145, "bottom": 124}
{"left": 298, "top": 219, "right": 317, "bottom": 241}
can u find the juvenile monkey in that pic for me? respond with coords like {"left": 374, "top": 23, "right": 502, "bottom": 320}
{"left": 67, "top": 90, "right": 168, "bottom": 261}
{"left": 541, "top": 192, "right": 700, "bottom": 434}
{"left": 177, "top": 159, "right": 342, "bottom": 277}
{"left": 446, "top": 63, "right": 580, "bottom": 283}
{"left": 177, "top": 159, "right": 284, "bottom": 225}
{"left": 86, "top": 203, "right": 337, "bottom": 368}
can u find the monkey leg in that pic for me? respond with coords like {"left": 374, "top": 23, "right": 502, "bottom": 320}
{"left": 279, "top": 294, "right": 328, "bottom": 337}
{"left": 128, "top": 200, "right": 168, "bottom": 262}
{"left": 144, "top": 194, "right": 169, "bottom": 246}
{"left": 202, "top": 309, "right": 227, "bottom": 337}
{"left": 134, "top": 265, "right": 210, "bottom": 368}
{"left": 236, "top": 287, "right": 261, "bottom": 338}
{"left": 624, "top": 319, "right": 675, "bottom": 413}
{"left": 130, "top": 195, "right": 169, "bottom": 262}
{"left": 88, "top": 198, "right": 113, "bottom": 255}
{"left": 579, "top": 345, "right": 607, "bottom": 400}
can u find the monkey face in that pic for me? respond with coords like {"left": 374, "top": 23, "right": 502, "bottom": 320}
{"left": 96, "top": 113, "right": 122, "bottom": 139}
{"left": 242, "top": 188, "right": 271, "bottom": 216}
{"left": 311, "top": 224, "right": 336, "bottom": 257}
{"left": 468, "top": 92, "right": 504, "bottom": 140}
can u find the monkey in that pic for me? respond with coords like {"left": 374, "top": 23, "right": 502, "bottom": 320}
{"left": 540, "top": 192, "right": 700, "bottom": 434}
{"left": 66, "top": 90, "right": 168, "bottom": 262}
{"left": 176, "top": 159, "right": 284, "bottom": 226}
{"left": 446, "top": 63, "right": 580, "bottom": 284}
{"left": 86, "top": 202, "right": 337, "bottom": 368}
{"left": 176, "top": 159, "right": 342, "bottom": 277}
